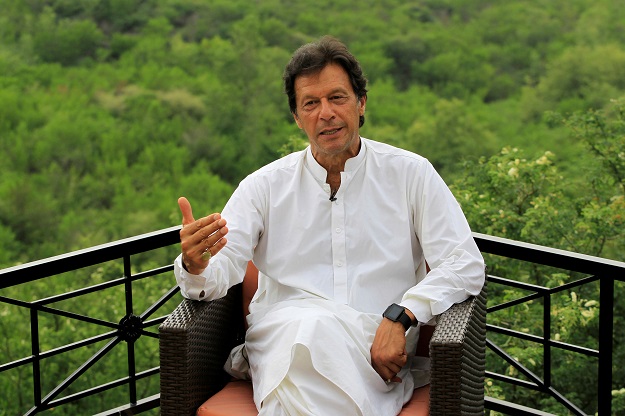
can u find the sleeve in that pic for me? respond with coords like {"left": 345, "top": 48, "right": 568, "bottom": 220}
{"left": 399, "top": 159, "right": 485, "bottom": 324}
{"left": 173, "top": 252, "right": 245, "bottom": 301}
{"left": 173, "top": 175, "right": 265, "bottom": 302}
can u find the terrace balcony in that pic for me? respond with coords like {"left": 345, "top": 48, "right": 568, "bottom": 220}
{"left": 1, "top": 227, "right": 623, "bottom": 415}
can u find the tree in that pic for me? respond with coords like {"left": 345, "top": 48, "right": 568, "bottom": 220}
{"left": 450, "top": 99, "right": 625, "bottom": 414}
{"left": 33, "top": 7, "right": 104, "bottom": 66}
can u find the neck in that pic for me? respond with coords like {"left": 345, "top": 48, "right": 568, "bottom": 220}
{"left": 326, "top": 172, "right": 341, "bottom": 193}
{"left": 323, "top": 155, "right": 348, "bottom": 192}
{"left": 314, "top": 139, "right": 361, "bottom": 173}
{"left": 312, "top": 138, "right": 361, "bottom": 192}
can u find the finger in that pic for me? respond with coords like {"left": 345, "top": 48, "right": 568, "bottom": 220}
{"left": 384, "top": 362, "right": 403, "bottom": 383}
{"left": 181, "top": 229, "right": 225, "bottom": 275}
{"left": 382, "top": 369, "right": 402, "bottom": 383}
{"left": 178, "top": 197, "right": 195, "bottom": 226}
{"left": 184, "top": 220, "right": 226, "bottom": 259}
{"left": 199, "top": 233, "right": 228, "bottom": 263}
{"left": 210, "top": 236, "right": 228, "bottom": 255}
{"left": 199, "top": 226, "right": 228, "bottom": 252}
{"left": 373, "top": 360, "right": 396, "bottom": 382}
{"left": 193, "top": 217, "right": 226, "bottom": 245}
{"left": 203, "top": 235, "right": 228, "bottom": 256}
{"left": 390, "top": 361, "right": 403, "bottom": 373}
{"left": 393, "top": 352, "right": 408, "bottom": 368}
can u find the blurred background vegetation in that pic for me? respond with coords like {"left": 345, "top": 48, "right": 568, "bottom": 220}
{"left": 1, "top": 0, "right": 624, "bottom": 414}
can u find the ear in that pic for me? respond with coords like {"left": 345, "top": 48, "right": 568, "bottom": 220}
{"left": 293, "top": 112, "right": 303, "bottom": 129}
{"left": 358, "top": 95, "right": 367, "bottom": 116}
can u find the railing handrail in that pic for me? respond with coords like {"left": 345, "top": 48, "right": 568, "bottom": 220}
{"left": 473, "top": 232, "right": 625, "bottom": 277}
{"left": 0, "top": 226, "right": 182, "bottom": 288}
{"left": 4, "top": 229, "right": 622, "bottom": 287}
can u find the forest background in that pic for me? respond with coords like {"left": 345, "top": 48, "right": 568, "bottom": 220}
{"left": 1, "top": 0, "right": 624, "bottom": 415}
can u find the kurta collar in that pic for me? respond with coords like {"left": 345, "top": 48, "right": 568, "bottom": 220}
{"left": 304, "top": 137, "right": 368, "bottom": 183}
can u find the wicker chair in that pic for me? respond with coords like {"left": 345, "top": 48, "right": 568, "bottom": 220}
{"left": 159, "top": 274, "right": 486, "bottom": 415}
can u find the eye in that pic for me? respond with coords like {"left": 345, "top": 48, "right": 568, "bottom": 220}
{"left": 302, "top": 100, "right": 317, "bottom": 110}
{"left": 330, "top": 95, "right": 348, "bottom": 104}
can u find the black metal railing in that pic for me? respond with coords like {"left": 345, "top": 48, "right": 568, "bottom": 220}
{"left": 0, "top": 226, "right": 182, "bottom": 415}
{"left": 1, "top": 228, "right": 623, "bottom": 415}
{"left": 476, "top": 232, "right": 624, "bottom": 416}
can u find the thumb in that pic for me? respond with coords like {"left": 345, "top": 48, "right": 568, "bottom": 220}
{"left": 178, "top": 197, "right": 195, "bottom": 226}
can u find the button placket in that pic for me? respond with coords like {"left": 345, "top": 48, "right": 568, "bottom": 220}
{"left": 330, "top": 175, "right": 349, "bottom": 303}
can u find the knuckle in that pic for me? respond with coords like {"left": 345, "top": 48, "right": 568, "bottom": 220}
{"left": 180, "top": 240, "right": 193, "bottom": 252}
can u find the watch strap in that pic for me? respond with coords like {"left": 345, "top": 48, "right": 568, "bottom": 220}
{"left": 383, "top": 303, "right": 413, "bottom": 331}
{"left": 395, "top": 310, "right": 412, "bottom": 331}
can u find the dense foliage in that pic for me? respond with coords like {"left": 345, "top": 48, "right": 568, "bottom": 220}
{"left": 1, "top": 0, "right": 624, "bottom": 414}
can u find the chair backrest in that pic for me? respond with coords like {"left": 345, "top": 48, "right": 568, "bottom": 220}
{"left": 242, "top": 261, "right": 259, "bottom": 329}
{"left": 240, "top": 261, "right": 432, "bottom": 356}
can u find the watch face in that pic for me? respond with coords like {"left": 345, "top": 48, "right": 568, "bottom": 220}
{"left": 384, "top": 303, "right": 404, "bottom": 321}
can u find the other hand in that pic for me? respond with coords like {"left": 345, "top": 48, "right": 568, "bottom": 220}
{"left": 371, "top": 318, "right": 408, "bottom": 383}
{"left": 178, "top": 197, "right": 228, "bottom": 275}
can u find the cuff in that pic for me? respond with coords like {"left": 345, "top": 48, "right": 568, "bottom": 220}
{"left": 400, "top": 299, "right": 435, "bottom": 326}
{"left": 174, "top": 254, "right": 208, "bottom": 300}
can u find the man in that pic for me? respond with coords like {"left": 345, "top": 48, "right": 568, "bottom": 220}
{"left": 175, "top": 36, "right": 484, "bottom": 415}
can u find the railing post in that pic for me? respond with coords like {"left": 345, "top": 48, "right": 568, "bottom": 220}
{"left": 127, "top": 339, "right": 137, "bottom": 405}
{"left": 30, "top": 308, "right": 41, "bottom": 408}
{"left": 123, "top": 255, "right": 137, "bottom": 405}
{"left": 544, "top": 293, "right": 551, "bottom": 388}
{"left": 598, "top": 276, "right": 613, "bottom": 416}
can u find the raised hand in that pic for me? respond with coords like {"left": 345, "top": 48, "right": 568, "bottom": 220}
{"left": 178, "top": 197, "right": 228, "bottom": 275}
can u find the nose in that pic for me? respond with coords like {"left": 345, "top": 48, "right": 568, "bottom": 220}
{"left": 319, "top": 99, "right": 335, "bottom": 120}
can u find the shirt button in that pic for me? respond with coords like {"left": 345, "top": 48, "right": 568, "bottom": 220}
{"left": 335, "top": 228, "right": 342, "bottom": 233}
{"left": 337, "top": 262, "right": 343, "bottom": 267}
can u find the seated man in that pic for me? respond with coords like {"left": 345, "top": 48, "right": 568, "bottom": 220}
{"left": 174, "top": 35, "right": 485, "bottom": 416}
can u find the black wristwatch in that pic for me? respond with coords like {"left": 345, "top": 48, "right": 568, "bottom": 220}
{"left": 383, "top": 303, "right": 413, "bottom": 331}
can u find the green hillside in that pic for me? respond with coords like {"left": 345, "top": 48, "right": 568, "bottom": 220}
{"left": 1, "top": 0, "right": 624, "bottom": 264}
{"left": 1, "top": 1, "right": 624, "bottom": 414}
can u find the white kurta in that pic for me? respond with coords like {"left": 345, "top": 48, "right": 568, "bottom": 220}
{"left": 174, "top": 138, "right": 485, "bottom": 415}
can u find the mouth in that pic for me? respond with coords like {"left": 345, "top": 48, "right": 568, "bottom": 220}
{"left": 319, "top": 127, "right": 343, "bottom": 136}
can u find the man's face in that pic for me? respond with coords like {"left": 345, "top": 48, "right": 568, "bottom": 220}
{"left": 293, "top": 63, "right": 366, "bottom": 166}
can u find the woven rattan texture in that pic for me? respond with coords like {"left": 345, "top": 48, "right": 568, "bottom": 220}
{"left": 429, "top": 281, "right": 487, "bottom": 416}
{"left": 160, "top": 284, "right": 243, "bottom": 416}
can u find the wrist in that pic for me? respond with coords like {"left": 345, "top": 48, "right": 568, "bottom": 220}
{"left": 181, "top": 254, "right": 205, "bottom": 275}
{"left": 404, "top": 308, "right": 417, "bottom": 325}
{"left": 383, "top": 303, "right": 414, "bottom": 331}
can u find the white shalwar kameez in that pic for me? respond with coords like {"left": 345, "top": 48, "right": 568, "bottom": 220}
{"left": 175, "top": 138, "right": 485, "bottom": 416}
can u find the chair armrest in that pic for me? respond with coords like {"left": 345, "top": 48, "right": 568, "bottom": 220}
{"left": 159, "top": 284, "right": 243, "bottom": 416}
{"left": 429, "top": 282, "right": 487, "bottom": 415}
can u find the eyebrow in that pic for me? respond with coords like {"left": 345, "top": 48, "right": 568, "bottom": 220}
{"left": 298, "top": 87, "right": 350, "bottom": 103}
